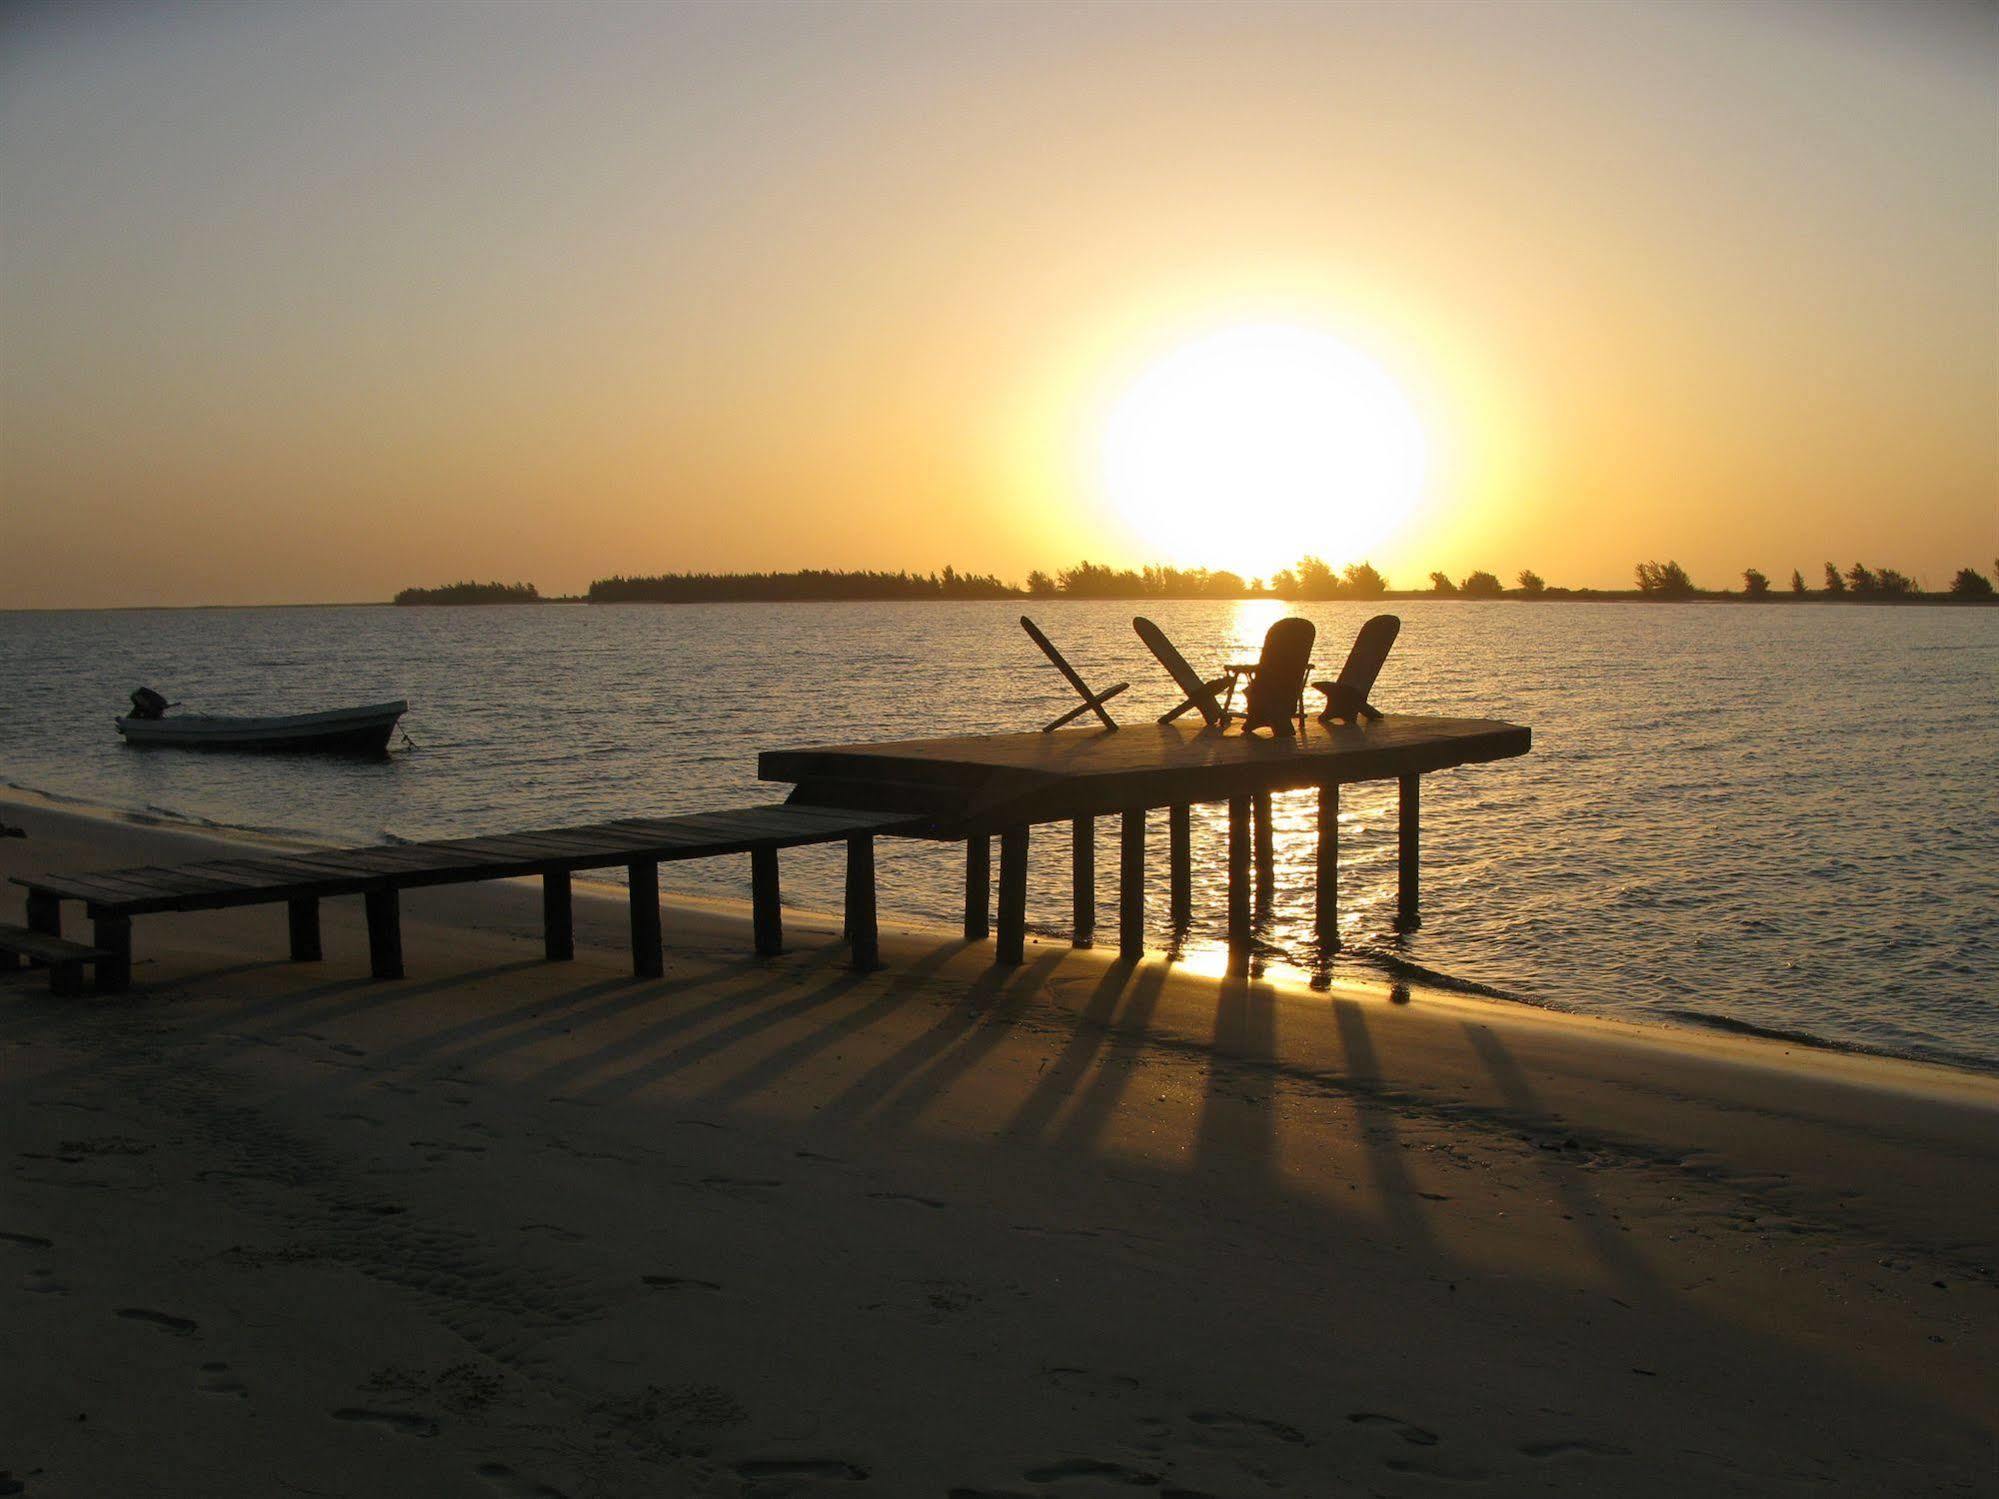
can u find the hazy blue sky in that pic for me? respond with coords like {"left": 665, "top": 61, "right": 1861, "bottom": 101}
{"left": 3, "top": 0, "right": 1993, "bottom": 605}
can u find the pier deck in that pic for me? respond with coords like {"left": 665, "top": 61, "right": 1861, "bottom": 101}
{"left": 763, "top": 715, "right": 1531, "bottom": 963}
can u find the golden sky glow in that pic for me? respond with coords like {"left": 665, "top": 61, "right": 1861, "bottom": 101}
{"left": 1, "top": 0, "right": 1993, "bottom": 606}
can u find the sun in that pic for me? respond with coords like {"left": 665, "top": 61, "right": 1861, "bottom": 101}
{"left": 1098, "top": 323, "right": 1427, "bottom": 578}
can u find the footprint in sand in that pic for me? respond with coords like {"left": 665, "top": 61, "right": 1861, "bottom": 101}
{"left": 867, "top": 1190, "right": 946, "bottom": 1209}
{"left": 199, "top": 1362, "right": 247, "bottom": 1398}
{"left": 332, "top": 1408, "right": 439, "bottom": 1439}
{"left": 1518, "top": 1438, "right": 1631, "bottom": 1460}
{"left": 22, "top": 1267, "right": 67, "bottom": 1294}
{"left": 640, "top": 1274, "right": 723, "bottom": 1292}
{"left": 475, "top": 1460, "right": 571, "bottom": 1498}
{"left": 1020, "top": 1458, "right": 1163, "bottom": 1485}
{"left": 1348, "top": 1410, "right": 1439, "bottom": 1446}
{"left": 734, "top": 1459, "right": 869, "bottom": 1483}
{"left": 0, "top": 1231, "right": 54, "bottom": 1250}
{"left": 1187, "top": 1409, "right": 1308, "bottom": 1446}
{"left": 116, "top": 1307, "right": 198, "bottom": 1336}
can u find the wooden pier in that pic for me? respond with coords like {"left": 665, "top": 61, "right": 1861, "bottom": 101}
{"left": 10, "top": 804, "right": 921, "bottom": 992}
{"left": 762, "top": 714, "right": 1531, "bottom": 964}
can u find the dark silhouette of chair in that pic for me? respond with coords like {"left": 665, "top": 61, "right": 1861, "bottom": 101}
{"left": 1313, "top": 614, "right": 1400, "bottom": 724}
{"left": 1238, "top": 617, "right": 1316, "bottom": 737}
{"left": 1137, "top": 616, "right": 1317, "bottom": 736}
{"left": 1134, "top": 617, "right": 1233, "bottom": 726}
{"left": 1021, "top": 616, "right": 1127, "bottom": 731}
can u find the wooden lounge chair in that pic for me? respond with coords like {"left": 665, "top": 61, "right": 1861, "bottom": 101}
{"left": 1134, "top": 617, "right": 1232, "bottom": 727}
{"left": 1238, "top": 617, "right": 1316, "bottom": 737}
{"left": 1313, "top": 614, "right": 1400, "bottom": 724}
{"left": 1136, "top": 616, "right": 1318, "bottom": 736}
{"left": 1021, "top": 616, "right": 1127, "bottom": 731}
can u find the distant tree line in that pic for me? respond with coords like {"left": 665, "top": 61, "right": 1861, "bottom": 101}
{"left": 402, "top": 557, "right": 1999, "bottom": 605}
{"left": 587, "top": 566, "right": 1017, "bottom": 603}
{"left": 394, "top": 580, "right": 541, "bottom": 605}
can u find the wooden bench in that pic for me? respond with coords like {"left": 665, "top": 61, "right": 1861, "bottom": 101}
{"left": 10, "top": 804, "right": 925, "bottom": 993}
{"left": 0, "top": 924, "right": 114, "bottom": 997}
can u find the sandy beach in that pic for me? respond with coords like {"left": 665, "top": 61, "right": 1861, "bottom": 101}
{"left": 1, "top": 794, "right": 1993, "bottom": 1498}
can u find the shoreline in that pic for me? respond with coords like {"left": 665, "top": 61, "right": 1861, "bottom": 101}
{"left": 5, "top": 787, "right": 1996, "bottom": 1107}
{"left": 2, "top": 792, "right": 1995, "bottom": 1493}
{"left": 7, "top": 777, "right": 1994, "bottom": 1081}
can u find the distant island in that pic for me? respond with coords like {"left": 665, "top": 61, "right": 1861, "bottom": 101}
{"left": 394, "top": 580, "right": 543, "bottom": 606}
{"left": 588, "top": 567, "right": 1017, "bottom": 603}
{"left": 398, "top": 557, "right": 1999, "bottom": 606}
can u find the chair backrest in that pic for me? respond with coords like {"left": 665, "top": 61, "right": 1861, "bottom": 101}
{"left": 1334, "top": 614, "right": 1400, "bottom": 698}
{"left": 1241, "top": 617, "right": 1316, "bottom": 730}
{"left": 1134, "top": 616, "right": 1226, "bottom": 726}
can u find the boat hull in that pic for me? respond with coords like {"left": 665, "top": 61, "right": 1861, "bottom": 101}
{"left": 115, "top": 701, "right": 407, "bottom": 756}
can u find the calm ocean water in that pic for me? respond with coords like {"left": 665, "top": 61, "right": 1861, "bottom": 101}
{"left": 2, "top": 601, "right": 1994, "bottom": 1070}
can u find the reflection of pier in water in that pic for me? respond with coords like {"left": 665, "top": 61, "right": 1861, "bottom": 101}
{"left": 760, "top": 715, "right": 1532, "bottom": 970}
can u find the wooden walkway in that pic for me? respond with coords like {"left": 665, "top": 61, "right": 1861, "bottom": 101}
{"left": 10, "top": 804, "right": 921, "bottom": 993}
{"left": 763, "top": 715, "right": 1531, "bottom": 964}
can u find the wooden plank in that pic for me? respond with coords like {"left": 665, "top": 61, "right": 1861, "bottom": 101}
{"left": 1316, "top": 784, "right": 1339, "bottom": 945}
{"left": 364, "top": 888, "right": 403, "bottom": 979}
{"left": 963, "top": 837, "right": 990, "bottom": 941}
{"left": 628, "top": 861, "right": 662, "bottom": 978}
{"left": 996, "top": 826, "right": 1028, "bottom": 965}
{"left": 1397, "top": 774, "right": 1421, "bottom": 931}
{"left": 751, "top": 848, "right": 782, "bottom": 957}
{"left": 31, "top": 870, "right": 175, "bottom": 903}
{"left": 1119, "top": 810, "right": 1144, "bottom": 961}
{"left": 71, "top": 865, "right": 240, "bottom": 899}
{"left": 435, "top": 835, "right": 588, "bottom": 864}
{"left": 845, "top": 835, "right": 878, "bottom": 971}
{"left": 543, "top": 869, "right": 574, "bottom": 961}
{"left": 162, "top": 859, "right": 340, "bottom": 889}
{"left": 1071, "top": 817, "right": 1095, "bottom": 947}
{"left": 0, "top": 924, "right": 111, "bottom": 965}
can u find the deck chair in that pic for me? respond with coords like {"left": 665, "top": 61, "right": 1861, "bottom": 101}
{"left": 1021, "top": 616, "right": 1127, "bottom": 731}
{"left": 1238, "top": 617, "right": 1316, "bottom": 737}
{"left": 1134, "top": 617, "right": 1232, "bottom": 726}
{"left": 1313, "top": 614, "right": 1400, "bottom": 724}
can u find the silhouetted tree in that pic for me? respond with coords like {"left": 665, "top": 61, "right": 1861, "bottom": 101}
{"left": 1516, "top": 569, "right": 1546, "bottom": 596}
{"left": 1025, "top": 570, "right": 1055, "bottom": 597}
{"left": 1742, "top": 568, "right": 1770, "bottom": 596}
{"left": 588, "top": 568, "right": 1018, "bottom": 603}
{"left": 1428, "top": 571, "right": 1457, "bottom": 595}
{"left": 1295, "top": 555, "right": 1337, "bottom": 599}
{"left": 1872, "top": 567, "right": 1916, "bottom": 596}
{"left": 1790, "top": 569, "right": 1807, "bottom": 594}
{"left": 1269, "top": 568, "right": 1299, "bottom": 597}
{"left": 1342, "top": 562, "right": 1387, "bottom": 597}
{"left": 1822, "top": 563, "right": 1845, "bottom": 594}
{"left": 1845, "top": 563, "right": 1877, "bottom": 595}
{"left": 1460, "top": 570, "right": 1503, "bottom": 598}
{"left": 1634, "top": 560, "right": 1696, "bottom": 597}
{"left": 1951, "top": 567, "right": 1995, "bottom": 598}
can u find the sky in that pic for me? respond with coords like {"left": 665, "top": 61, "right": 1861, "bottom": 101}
{"left": 2, "top": 0, "right": 1994, "bottom": 607}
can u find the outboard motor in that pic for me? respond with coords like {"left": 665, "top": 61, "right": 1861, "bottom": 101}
{"left": 129, "top": 687, "right": 170, "bottom": 721}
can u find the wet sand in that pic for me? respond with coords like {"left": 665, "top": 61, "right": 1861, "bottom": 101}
{"left": 1, "top": 797, "right": 1994, "bottom": 1497}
